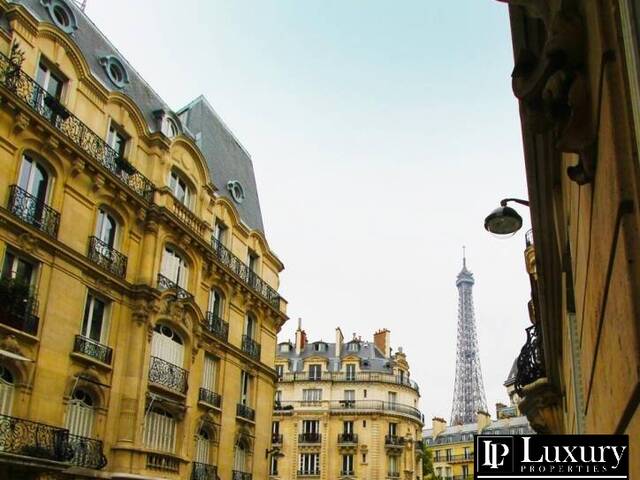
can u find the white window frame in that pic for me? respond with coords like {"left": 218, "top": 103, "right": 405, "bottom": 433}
{"left": 81, "top": 293, "right": 108, "bottom": 343}
{"left": 161, "top": 246, "right": 189, "bottom": 289}
{"left": 168, "top": 170, "right": 192, "bottom": 208}
{"left": 143, "top": 408, "right": 176, "bottom": 453}
{"left": 202, "top": 354, "right": 217, "bottom": 392}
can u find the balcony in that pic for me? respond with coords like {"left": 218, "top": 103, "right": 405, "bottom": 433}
{"left": 68, "top": 434, "right": 107, "bottom": 469}
{"left": 445, "top": 453, "right": 474, "bottom": 463}
{"left": 277, "top": 371, "right": 420, "bottom": 393}
{"left": 147, "top": 453, "right": 180, "bottom": 472}
{"left": 232, "top": 471, "right": 252, "bottom": 480}
{"left": 241, "top": 335, "right": 261, "bottom": 360}
{"left": 0, "top": 414, "right": 72, "bottom": 462}
{"left": 148, "top": 356, "right": 188, "bottom": 394}
{"left": 7, "top": 185, "right": 60, "bottom": 238}
{"left": 331, "top": 400, "right": 423, "bottom": 422}
{"left": 515, "top": 323, "right": 545, "bottom": 395}
{"left": 204, "top": 312, "right": 228, "bottom": 342}
{"left": 199, "top": 387, "right": 222, "bottom": 409}
{"left": 157, "top": 274, "right": 193, "bottom": 301}
{"left": 337, "top": 433, "right": 358, "bottom": 444}
{"left": 385, "top": 435, "right": 405, "bottom": 448}
{"left": 387, "top": 473, "right": 400, "bottom": 479}
{"left": 171, "top": 197, "right": 207, "bottom": 237}
{"left": 211, "top": 237, "right": 280, "bottom": 308}
{"left": 236, "top": 403, "right": 255, "bottom": 421}
{"left": 0, "top": 53, "right": 154, "bottom": 202}
{"left": 73, "top": 335, "right": 113, "bottom": 365}
{"left": 340, "top": 470, "right": 355, "bottom": 476}
{"left": 192, "top": 462, "right": 217, "bottom": 480}
{"left": 87, "top": 236, "right": 127, "bottom": 278}
{"left": 271, "top": 433, "right": 283, "bottom": 445}
{"left": 298, "top": 432, "right": 321, "bottom": 444}
{"left": 0, "top": 277, "right": 39, "bottom": 335}
{"left": 298, "top": 470, "right": 320, "bottom": 477}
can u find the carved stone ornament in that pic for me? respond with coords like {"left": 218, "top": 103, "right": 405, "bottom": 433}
{"left": 12, "top": 111, "right": 30, "bottom": 133}
{"left": 518, "top": 377, "right": 562, "bottom": 434}
{"left": 70, "top": 156, "right": 86, "bottom": 177}
{"left": 0, "top": 334, "right": 22, "bottom": 355}
{"left": 17, "top": 232, "right": 38, "bottom": 254}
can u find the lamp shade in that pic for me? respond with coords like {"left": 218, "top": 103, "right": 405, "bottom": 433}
{"left": 484, "top": 205, "right": 523, "bottom": 235}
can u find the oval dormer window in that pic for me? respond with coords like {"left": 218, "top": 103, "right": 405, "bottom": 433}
{"left": 42, "top": 0, "right": 77, "bottom": 34}
{"left": 100, "top": 56, "right": 129, "bottom": 89}
{"left": 227, "top": 180, "right": 245, "bottom": 204}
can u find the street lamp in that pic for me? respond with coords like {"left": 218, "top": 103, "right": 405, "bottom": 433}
{"left": 484, "top": 198, "right": 530, "bottom": 236}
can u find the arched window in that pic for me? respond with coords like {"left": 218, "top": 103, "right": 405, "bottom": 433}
{"left": 65, "top": 389, "right": 95, "bottom": 437}
{"left": 160, "top": 246, "right": 189, "bottom": 289}
{"left": 151, "top": 324, "right": 184, "bottom": 367}
{"left": 144, "top": 407, "right": 176, "bottom": 453}
{"left": 0, "top": 366, "right": 15, "bottom": 416}
{"left": 168, "top": 170, "right": 191, "bottom": 208}
{"left": 18, "top": 153, "right": 50, "bottom": 204}
{"left": 195, "top": 428, "right": 213, "bottom": 464}
{"left": 95, "top": 208, "right": 117, "bottom": 247}
{"left": 208, "top": 289, "right": 224, "bottom": 317}
{"left": 244, "top": 314, "right": 256, "bottom": 340}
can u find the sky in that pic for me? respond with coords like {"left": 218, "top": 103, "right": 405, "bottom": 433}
{"left": 86, "top": 0, "right": 531, "bottom": 424}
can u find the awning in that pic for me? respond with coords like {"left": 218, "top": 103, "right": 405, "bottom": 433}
{"left": 0, "top": 348, "right": 32, "bottom": 362}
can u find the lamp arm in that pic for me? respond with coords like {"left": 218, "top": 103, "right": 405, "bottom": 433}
{"left": 500, "top": 198, "right": 530, "bottom": 207}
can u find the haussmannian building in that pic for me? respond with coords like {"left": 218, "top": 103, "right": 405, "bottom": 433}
{"left": 0, "top": 0, "right": 288, "bottom": 479}
{"left": 271, "top": 324, "right": 424, "bottom": 480}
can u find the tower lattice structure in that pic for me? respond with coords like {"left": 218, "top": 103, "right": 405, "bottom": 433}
{"left": 450, "top": 253, "right": 488, "bottom": 425}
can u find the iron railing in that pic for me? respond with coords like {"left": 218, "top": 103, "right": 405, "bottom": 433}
{"left": 298, "top": 432, "right": 321, "bottom": 444}
{"left": 73, "top": 335, "right": 113, "bottom": 365}
{"left": 148, "top": 356, "right": 188, "bottom": 394}
{"left": 211, "top": 237, "right": 280, "bottom": 308}
{"left": 515, "top": 323, "right": 545, "bottom": 395}
{"left": 273, "top": 400, "right": 423, "bottom": 422}
{"left": 277, "top": 371, "right": 420, "bottom": 392}
{"left": 157, "top": 274, "right": 193, "bottom": 301}
{"left": 68, "top": 434, "right": 107, "bottom": 469}
{"left": 271, "top": 432, "right": 283, "bottom": 445}
{"left": 241, "top": 334, "right": 261, "bottom": 360}
{"left": 340, "top": 470, "right": 355, "bottom": 476}
{"left": 87, "top": 236, "right": 127, "bottom": 278}
{"left": 0, "top": 53, "right": 154, "bottom": 201}
{"left": 337, "top": 433, "right": 358, "bottom": 444}
{"left": 0, "top": 414, "right": 72, "bottom": 461}
{"left": 191, "top": 462, "right": 217, "bottom": 480}
{"left": 0, "top": 277, "right": 39, "bottom": 335}
{"left": 236, "top": 403, "right": 255, "bottom": 421}
{"left": 198, "top": 388, "right": 222, "bottom": 408}
{"left": 232, "top": 471, "right": 252, "bottom": 480}
{"left": 7, "top": 185, "right": 60, "bottom": 238}
{"left": 298, "top": 470, "right": 320, "bottom": 476}
{"left": 204, "top": 312, "right": 228, "bottom": 342}
{"left": 385, "top": 435, "right": 405, "bottom": 447}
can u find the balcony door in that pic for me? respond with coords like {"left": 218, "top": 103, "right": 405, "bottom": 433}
{"left": 95, "top": 209, "right": 117, "bottom": 250}
{"left": 0, "top": 366, "right": 14, "bottom": 416}
{"left": 151, "top": 324, "right": 184, "bottom": 367}
{"left": 202, "top": 355, "right": 217, "bottom": 393}
{"left": 208, "top": 289, "right": 223, "bottom": 317}
{"left": 65, "top": 389, "right": 95, "bottom": 438}
{"left": 81, "top": 294, "right": 107, "bottom": 344}
{"left": 2, "top": 251, "right": 35, "bottom": 286}
{"left": 302, "top": 420, "right": 319, "bottom": 435}
{"left": 161, "top": 247, "right": 188, "bottom": 289}
{"left": 234, "top": 441, "right": 248, "bottom": 472}
{"left": 195, "top": 429, "right": 211, "bottom": 464}
{"left": 18, "top": 155, "right": 50, "bottom": 204}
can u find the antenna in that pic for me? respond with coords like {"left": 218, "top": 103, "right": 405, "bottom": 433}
{"left": 462, "top": 245, "right": 466, "bottom": 268}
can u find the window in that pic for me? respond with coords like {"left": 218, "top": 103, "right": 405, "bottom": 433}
{"left": 388, "top": 455, "right": 399, "bottom": 475}
{"left": 462, "top": 465, "right": 469, "bottom": 477}
{"left": 202, "top": 354, "right": 217, "bottom": 392}
{"left": 212, "top": 220, "right": 228, "bottom": 246}
{"left": 18, "top": 154, "right": 50, "bottom": 204}
{"left": 101, "top": 56, "right": 128, "bottom": 88}
{"left": 244, "top": 314, "right": 256, "bottom": 340}
{"left": 144, "top": 407, "right": 176, "bottom": 452}
{"left": 363, "top": 420, "right": 366, "bottom": 428}
{"left": 107, "top": 122, "right": 127, "bottom": 159}
{"left": 343, "top": 420, "right": 353, "bottom": 434}
{"left": 42, "top": 0, "right": 78, "bottom": 33}
{"left": 464, "top": 446, "right": 471, "bottom": 459}
{"left": 270, "top": 455, "right": 279, "bottom": 475}
{"left": 208, "top": 289, "right": 224, "bottom": 317}
{"left": 362, "top": 453, "right": 367, "bottom": 463}
{"left": 399, "top": 370, "right": 405, "bottom": 383}
{"left": 388, "top": 423, "right": 397, "bottom": 436}
{"left": 247, "top": 249, "right": 259, "bottom": 272}
{"left": 279, "top": 343, "right": 291, "bottom": 353}
{"left": 162, "top": 116, "right": 179, "bottom": 138}
{"left": 275, "top": 390, "right": 282, "bottom": 403}
{"left": 95, "top": 208, "right": 117, "bottom": 248}
{"left": 347, "top": 341, "right": 359, "bottom": 352}
{"left": 343, "top": 389, "right": 355, "bottom": 407}
{"left": 313, "top": 342, "right": 326, "bottom": 352}
{"left": 35, "top": 60, "right": 64, "bottom": 100}
{"left": 388, "top": 391, "right": 397, "bottom": 406}
{"left": 435, "top": 450, "right": 441, "bottom": 461}
{"left": 2, "top": 251, "right": 35, "bottom": 286}
{"left": 436, "top": 467, "right": 442, "bottom": 477}
{"left": 342, "top": 454, "right": 354, "bottom": 474}
{"left": 445, "top": 448, "right": 452, "bottom": 461}
{"left": 151, "top": 324, "right": 184, "bottom": 367}
{"left": 234, "top": 441, "right": 249, "bottom": 473}
{"left": 168, "top": 170, "right": 191, "bottom": 208}
{"left": 65, "top": 389, "right": 94, "bottom": 437}
{"left": 363, "top": 389, "right": 367, "bottom": 398}
{"left": 227, "top": 180, "right": 245, "bottom": 203}
{"left": 275, "top": 364, "right": 284, "bottom": 380}
{"left": 302, "top": 389, "right": 322, "bottom": 402}
{"left": 195, "top": 429, "right": 212, "bottom": 464}
{"left": 81, "top": 293, "right": 108, "bottom": 343}
{"left": 272, "top": 421, "right": 280, "bottom": 434}
{"left": 160, "top": 247, "right": 189, "bottom": 288}
{"left": 308, "top": 364, "right": 321, "bottom": 380}
{"left": 0, "top": 366, "right": 14, "bottom": 416}
{"left": 345, "top": 364, "right": 356, "bottom": 381}
{"left": 302, "top": 420, "right": 319, "bottom": 434}
{"left": 240, "top": 371, "right": 251, "bottom": 406}
{"left": 299, "top": 453, "right": 320, "bottom": 475}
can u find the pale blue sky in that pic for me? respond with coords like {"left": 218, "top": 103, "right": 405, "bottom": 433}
{"left": 87, "top": 0, "right": 530, "bottom": 423}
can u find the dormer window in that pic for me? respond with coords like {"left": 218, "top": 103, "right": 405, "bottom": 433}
{"left": 314, "top": 342, "right": 327, "bottom": 352}
{"left": 168, "top": 170, "right": 191, "bottom": 208}
{"left": 100, "top": 56, "right": 129, "bottom": 89}
{"left": 347, "top": 342, "right": 360, "bottom": 352}
{"left": 279, "top": 343, "right": 291, "bottom": 353}
{"left": 42, "top": 0, "right": 77, "bottom": 34}
{"left": 162, "top": 116, "right": 179, "bottom": 138}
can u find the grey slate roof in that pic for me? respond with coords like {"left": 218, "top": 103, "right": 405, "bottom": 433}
{"left": 11, "top": 0, "right": 265, "bottom": 232}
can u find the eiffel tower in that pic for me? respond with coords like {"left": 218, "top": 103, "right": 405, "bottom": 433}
{"left": 450, "top": 249, "right": 488, "bottom": 425}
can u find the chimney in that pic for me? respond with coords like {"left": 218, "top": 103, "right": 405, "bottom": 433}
{"left": 335, "top": 327, "right": 343, "bottom": 356}
{"left": 432, "top": 417, "right": 447, "bottom": 437}
{"left": 295, "top": 318, "right": 307, "bottom": 355}
{"left": 373, "top": 328, "right": 391, "bottom": 357}
{"left": 477, "top": 410, "right": 491, "bottom": 431}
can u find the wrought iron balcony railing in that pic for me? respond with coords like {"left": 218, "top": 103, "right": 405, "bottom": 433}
{"left": 271, "top": 432, "right": 283, "bottom": 445}
{"left": 148, "top": 356, "right": 188, "bottom": 394}
{"left": 384, "top": 435, "right": 405, "bottom": 447}
{"left": 191, "top": 462, "right": 217, "bottom": 480}
{"left": 0, "top": 414, "right": 72, "bottom": 462}
{"left": 236, "top": 403, "right": 255, "bottom": 421}
{"left": 204, "top": 312, "right": 228, "bottom": 342}
{"left": 68, "top": 434, "right": 107, "bottom": 470}
{"left": 241, "top": 334, "right": 261, "bottom": 360}
{"left": 0, "top": 277, "right": 39, "bottom": 335}
{"left": 157, "top": 274, "right": 193, "bottom": 301}
{"left": 0, "top": 53, "right": 154, "bottom": 202}
{"left": 7, "top": 185, "right": 60, "bottom": 238}
{"left": 87, "top": 236, "right": 127, "bottom": 278}
{"left": 232, "top": 471, "right": 252, "bottom": 480}
{"left": 199, "top": 388, "right": 222, "bottom": 408}
{"left": 274, "top": 400, "right": 424, "bottom": 422}
{"left": 73, "top": 335, "right": 113, "bottom": 365}
{"left": 211, "top": 237, "right": 280, "bottom": 308}
{"left": 276, "top": 371, "right": 420, "bottom": 392}
{"left": 298, "top": 470, "right": 320, "bottom": 476}
{"left": 515, "top": 323, "right": 545, "bottom": 395}
{"left": 340, "top": 470, "right": 355, "bottom": 476}
{"left": 337, "top": 433, "right": 358, "bottom": 444}
{"left": 298, "top": 432, "right": 322, "bottom": 443}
